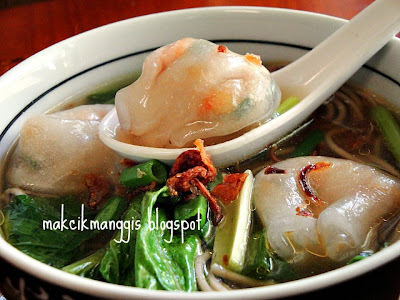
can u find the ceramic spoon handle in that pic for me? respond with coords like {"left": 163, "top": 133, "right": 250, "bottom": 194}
{"left": 272, "top": 0, "right": 400, "bottom": 100}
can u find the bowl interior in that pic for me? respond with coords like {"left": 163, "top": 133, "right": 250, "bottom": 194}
{"left": 0, "top": 7, "right": 399, "bottom": 300}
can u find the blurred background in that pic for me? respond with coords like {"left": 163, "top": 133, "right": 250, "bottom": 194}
{"left": 0, "top": 0, "right": 399, "bottom": 299}
{"left": 0, "top": 0, "right": 379, "bottom": 76}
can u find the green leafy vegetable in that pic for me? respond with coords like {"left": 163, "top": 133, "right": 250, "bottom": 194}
{"left": 174, "top": 195, "right": 207, "bottom": 229}
{"left": 196, "top": 172, "right": 223, "bottom": 248}
{"left": 99, "top": 195, "right": 143, "bottom": 285}
{"left": 93, "top": 196, "right": 128, "bottom": 232}
{"left": 135, "top": 186, "right": 200, "bottom": 291}
{"left": 347, "top": 251, "right": 373, "bottom": 264}
{"left": 242, "top": 229, "right": 296, "bottom": 281}
{"left": 164, "top": 235, "right": 200, "bottom": 291}
{"left": 62, "top": 247, "right": 107, "bottom": 278}
{"left": 2, "top": 195, "right": 127, "bottom": 268}
{"left": 3, "top": 195, "right": 89, "bottom": 268}
{"left": 200, "top": 209, "right": 215, "bottom": 248}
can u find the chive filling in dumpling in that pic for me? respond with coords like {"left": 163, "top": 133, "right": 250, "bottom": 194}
{"left": 116, "top": 38, "right": 281, "bottom": 148}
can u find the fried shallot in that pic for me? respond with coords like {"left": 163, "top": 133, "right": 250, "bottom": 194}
{"left": 167, "top": 139, "right": 222, "bottom": 224}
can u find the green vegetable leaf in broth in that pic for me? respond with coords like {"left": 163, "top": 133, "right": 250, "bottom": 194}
{"left": 2, "top": 195, "right": 127, "bottom": 269}
{"left": 166, "top": 235, "right": 201, "bottom": 292}
{"left": 99, "top": 195, "right": 143, "bottom": 285}
{"left": 347, "top": 251, "right": 373, "bottom": 265}
{"left": 62, "top": 247, "right": 107, "bottom": 279}
{"left": 242, "top": 229, "right": 296, "bottom": 282}
{"left": 93, "top": 196, "right": 128, "bottom": 234}
{"left": 3, "top": 195, "right": 91, "bottom": 268}
{"left": 174, "top": 194, "right": 207, "bottom": 229}
{"left": 135, "top": 186, "right": 200, "bottom": 291}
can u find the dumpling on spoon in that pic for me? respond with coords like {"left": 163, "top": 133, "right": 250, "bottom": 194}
{"left": 116, "top": 38, "right": 281, "bottom": 148}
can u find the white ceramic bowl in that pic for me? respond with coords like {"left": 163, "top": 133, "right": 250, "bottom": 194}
{"left": 0, "top": 6, "right": 399, "bottom": 300}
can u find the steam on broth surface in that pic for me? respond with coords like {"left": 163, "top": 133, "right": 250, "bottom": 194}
{"left": 1, "top": 43, "right": 400, "bottom": 291}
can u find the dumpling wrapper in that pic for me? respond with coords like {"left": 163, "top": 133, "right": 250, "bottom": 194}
{"left": 6, "top": 104, "right": 122, "bottom": 196}
{"left": 116, "top": 38, "right": 281, "bottom": 148}
{"left": 253, "top": 156, "right": 400, "bottom": 273}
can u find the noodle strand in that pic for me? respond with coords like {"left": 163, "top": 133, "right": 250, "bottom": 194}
{"left": 210, "top": 263, "right": 275, "bottom": 287}
{"left": 195, "top": 252, "right": 213, "bottom": 292}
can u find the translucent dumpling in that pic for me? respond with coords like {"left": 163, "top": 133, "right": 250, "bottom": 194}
{"left": 253, "top": 156, "right": 400, "bottom": 273}
{"left": 6, "top": 104, "right": 122, "bottom": 195}
{"left": 116, "top": 38, "right": 281, "bottom": 148}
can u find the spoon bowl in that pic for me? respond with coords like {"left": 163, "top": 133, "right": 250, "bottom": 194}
{"left": 99, "top": 0, "right": 400, "bottom": 167}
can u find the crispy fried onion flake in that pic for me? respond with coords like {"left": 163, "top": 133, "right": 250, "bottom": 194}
{"left": 167, "top": 139, "right": 223, "bottom": 224}
{"left": 211, "top": 173, "right": 248, "bottom": 205}
{"left": 84, "top": 174, "right": 110, "bottom": 208}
